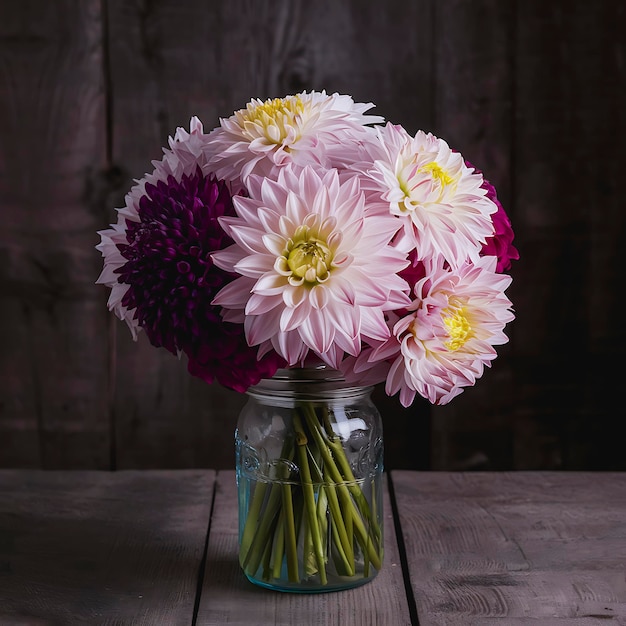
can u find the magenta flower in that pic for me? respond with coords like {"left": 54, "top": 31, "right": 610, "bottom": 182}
{"left": 116, "top": 168, "right": 283, "bottom": 389}
{"left": 465, "top": 160, "right": 519, "bottom": 272}
{"left": 187, "top": 328, "right": 286, "bottom": 393}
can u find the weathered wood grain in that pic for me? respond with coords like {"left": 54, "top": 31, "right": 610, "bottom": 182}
{"left": 511, "top": 1, "right": 626, "bottom": 470}
{"left": 0, "top": 469, "right": 215, "bottom": 625}
{"left": 104, "top": 0, "right": 250, "bottom": 470}
{"left": 196, "top": 470, "right": 412, "bottom": 626}
{"left": 1, "top": 469, "right": 624, "bottom": 623}
{"left": 0, "top": 1, "right": 110, "bottom": 468}
{"left": 0, "top": 0, "right": 624, "bottom": 473}
{"left": 391, "top": 470, "right": 626, "bottom": 625}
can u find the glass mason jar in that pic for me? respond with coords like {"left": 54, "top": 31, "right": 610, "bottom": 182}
{"left": 235, "top": 366, "right": 384, "bottom": 593}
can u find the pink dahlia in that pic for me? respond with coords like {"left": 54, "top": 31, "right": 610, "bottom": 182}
{"left": 370, "top": 255, "right": 514, "bottom": 406}
{"left": 211, "top": 165, "right": 412, "bottom": 368}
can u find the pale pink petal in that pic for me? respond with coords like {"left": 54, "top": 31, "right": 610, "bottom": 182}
{"left": 299, "top": 312, "right": 335, "bottom": 355}
{"left": 212, "top": 163, "right": 409, "bottom": 367}
{"left": 246, "top": 292, "right": 283, "bottom": 315}
{"left": 272, "top": 329, "right": 311, "bottom": 365}
{"left": 210, "top": 245, "right": 244, "bottom": 272}
{"left": 280, "top": 303, "right": 312, "bottom": 333}
{"left": 384, "top": 254, "right": 514, "bottom": 405}
{"left": 212, "top": 277, "right": 254, "bottom": 308}
{"left": 245, "top": 308, "right": 283, "bottom": 345}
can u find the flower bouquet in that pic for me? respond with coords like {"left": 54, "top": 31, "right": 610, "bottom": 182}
{"left": 96, "top": 91, "right": 518, "bottom": 592}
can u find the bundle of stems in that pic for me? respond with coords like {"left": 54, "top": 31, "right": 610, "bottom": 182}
{"left": 239, "top": 402, "right": 383, "bottom": 585}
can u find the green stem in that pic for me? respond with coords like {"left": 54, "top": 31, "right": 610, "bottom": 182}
{"left": 239, "top": 398, "right": 382, "bottom": 586}
{"left": 261, "top": 533, "right": 273, "bottom": 581}
{"left": 281, "top": 481, "right": 299, "bottom": 582}
{"left": 349, "top": 501, "right": 382, "bottom": 570}
{"left": 270, "top": 509, "right": 285, "bottom": 580}
{"left": 304, "top": 404, "right": 383, "bottom": 570}
{"left": 328, "top": 435, "right": 377, "bottom": 521}
{"left": 242, "top": 481, "right": 282, "bottom": 576}
{"left": 322, "top": 408, "right": 378, "bottom": 524}
{"left": 323, "top": 481, "right": 354, "bottom": 575}
{"left": 328, "top": 506, "right": 352, "bottom": 575}
{"left": 239, "top": 480, "right": 268, "bottom": 564}
{"left": 293, "top": 411, "right": 328, "bottom": 585}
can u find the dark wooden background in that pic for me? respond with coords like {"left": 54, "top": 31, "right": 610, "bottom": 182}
{"left": 1, "top": 0, "right": 624, "bottom": 472}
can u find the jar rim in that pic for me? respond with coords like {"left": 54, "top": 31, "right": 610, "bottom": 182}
{"left": 247, "top": 365, "right": 374, "bottom": 396}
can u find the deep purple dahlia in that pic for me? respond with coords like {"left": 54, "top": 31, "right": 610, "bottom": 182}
{"left": 114, "top": 168, "right": 284, "bottom": 390}
{"left": 188, "top": 331, "right": 286, "bottom": 393}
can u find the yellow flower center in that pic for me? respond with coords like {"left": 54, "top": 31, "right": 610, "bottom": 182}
{"left": 419, "top": 162, "right": 454, "bottom": 187}
{"left": 240, "top": 95, "right": 305, "bottom": 145}
{"left": 395, "top": 160, "right": 454, "bottom": 215}
{"left": 276, "top": 224, "right": 333, "bottom": 287}
{"left": 443, "top": 307, "right": 472, "bottom": 351}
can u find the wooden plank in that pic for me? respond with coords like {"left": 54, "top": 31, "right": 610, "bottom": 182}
{"left": 196, "top": 470, "right": 412, "bottom": 625}
{"left": 105, "top": 0, "right": 254, "bottom": 470}
{"left": 105, "top": 0, "right": 436, "bottom": 471}
{"left": 0, "top": 469, "right": 215, "bottom": 624}
{"left": 391, "top": 470, "right": 626, "bottom": 625}
{"left": 0, "top": 1, "right": 110, "bottom": 468}
{"left": 299, "top": 0, "right": 435, "bottom": 132}
{"left": 512, "top": 1, "right": 626, "bottom": 469}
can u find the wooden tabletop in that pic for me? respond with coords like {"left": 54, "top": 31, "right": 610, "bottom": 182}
{"left": 0, "top": 470, "right": 624, "bottom": 625}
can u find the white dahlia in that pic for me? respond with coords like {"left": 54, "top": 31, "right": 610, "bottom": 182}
{"left": 205, "top": 90, "right": 384, "bottom": 189}
{"left": 358, "top": 123, "right": 498, "bottom": 268}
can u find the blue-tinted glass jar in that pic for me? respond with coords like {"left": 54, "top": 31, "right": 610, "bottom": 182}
{"left": 235, "top": 366, "right": 384, "bottom": 593}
